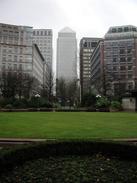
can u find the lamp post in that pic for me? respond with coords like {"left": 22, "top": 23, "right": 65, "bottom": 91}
{"left": 35, "top": 93, "right": 40, "bottom": 109}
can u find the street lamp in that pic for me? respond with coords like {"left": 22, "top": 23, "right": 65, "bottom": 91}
{"left": 35, "top": 93, "right": 40, "bottom": 109}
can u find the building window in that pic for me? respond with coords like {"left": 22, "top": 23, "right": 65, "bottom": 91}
{"left": 113, "top": 66, "right": 117, "bottom": 71}
{"left": 118, "top": 28, "right": 122, "bottom": 32}
{"left": 14, "top": 64, "right": 17, "bottom": 70}
{"left": 128, "top": 66, "right": 132, "bottom": 70}
{"left": 112, "top": 28, "right": 116, "bottom": 33}
{"left": 128, "top": 74, "right": 132, "bottom": 79}
{"left": 120, "top": 57, "right": 126, "bottom": 62}
{"left": 113, "top": 58, "right": 117, "bottom": 62}
{"left": 127, "top": 57, "right": 132, "bottom": 62}
{"left": 84, "top": 42, "right": 87, "bottom": 48}
{"left": 120, "top": 66, "right": 126, "bottom": 70}
{"left": 124, "top": 27, "right": 129, "bottom": 32}
{"left": 127, "top": 82, "right": 133, "bottom": 90}
{"left": 119, "top": 49, "right": 125, "bottom": 54}
{"left": 2, "top": 63, "right": 6, "bottom": 69}
{"left": 127, "top": 49, "right": 132, "bottom": 54}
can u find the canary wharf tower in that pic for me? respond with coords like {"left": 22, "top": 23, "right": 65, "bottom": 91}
{"left": 56, "top": 27, "right": 77, "bottom": 81}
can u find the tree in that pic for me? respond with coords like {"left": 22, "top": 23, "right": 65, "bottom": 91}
{"left": 56, "top": 78, "right": 78, "bottom": 107}
{"left": 0, "top": 68, "right": 37, "bottom": 99}
{"left": 81, "top": 92, "right": 97, "bottom": 107}
{"left": 41, "top": 65, "right": 54, "bottom": 103}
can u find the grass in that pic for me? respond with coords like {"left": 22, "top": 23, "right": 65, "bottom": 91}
{"left": 0, "top": 112, "right": 137, "bottom": 139}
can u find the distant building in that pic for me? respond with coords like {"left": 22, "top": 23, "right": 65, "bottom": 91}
{"left": 0, "top": 23, "right": 46, "bottom": 88}
{"left": 56, "top": 27, "right": 77, "bottom": 81}
{"left": 33, "top": 29, "right": 53, "bottom": 69}
{"left": 79, "top": 37, "right": 101, "bottom": 98}
{"left": 90, "top": 25, "right": 137, "bottom": 96}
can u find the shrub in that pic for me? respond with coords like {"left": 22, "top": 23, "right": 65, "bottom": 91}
{"left": 81, "top": 92, "right": 97, "bottom": 107}
{"left": 96, "top": 96, "right": 110, "bottom": 109}
{"left": 0, "top": 141, "right": 137, "bottom": 176}
{"left": 12, "top": 99, "right": 28, "bottom": 108}
{"left": 4, "top": 104, "right": 13, "bottom": 109}
{"left": 111, "top": 101, "right": 121, "bottom": 110}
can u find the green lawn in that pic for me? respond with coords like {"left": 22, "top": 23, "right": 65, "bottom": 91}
{"left": 0, "top": 112, "right": 137, "bottom": 139}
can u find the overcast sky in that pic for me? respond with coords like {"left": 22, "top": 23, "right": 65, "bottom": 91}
{"left": 0, "top": 0, "right": 137, "bottom": 67}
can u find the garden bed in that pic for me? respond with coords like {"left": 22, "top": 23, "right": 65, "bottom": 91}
{"left": 0, "top": 141, "right": 137, "bottom": 182}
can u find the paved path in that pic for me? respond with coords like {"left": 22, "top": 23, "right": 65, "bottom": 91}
{"left": 0, "top": 138, "right": 55, "bottom": 146}
{"left": 0, "top": 138, "right": 137, "bottom": 146}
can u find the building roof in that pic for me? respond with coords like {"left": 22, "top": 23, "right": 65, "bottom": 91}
{"left": 59, "top": 27, "right": 75, "bottom": 33}
{"left": 105, "top": 25, "right": 137, "bottom": 39}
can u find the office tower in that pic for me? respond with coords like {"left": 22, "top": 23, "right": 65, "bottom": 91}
{"left": 80, "top": 37, "right": 101, "bottom": 98}
{"left": 33, "top": 29, "right": 52, "bottom": 69}
{"left": 56, "top": 27, "right": 77, "bottom": 81}
{"left": 90, "top": 25, "right": 137, "bottom": 96}
{"left": 0, "top": 23, "right": 46, "bottom": 87}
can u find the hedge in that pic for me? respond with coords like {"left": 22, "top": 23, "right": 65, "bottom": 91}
{"left": 0, "top": 141, "right": 137, "bottom": 175}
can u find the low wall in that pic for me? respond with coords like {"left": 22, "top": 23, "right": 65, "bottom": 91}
{"left": 122, "top": 97, "right": 136, "bottom": 111}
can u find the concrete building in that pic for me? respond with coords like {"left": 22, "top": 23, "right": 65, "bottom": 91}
{"left": 90, "top": 25, "right": 137, "bottom": 96}
{"left": 80, "top": 37, "right": 101, "bottom": 97}
{"left": 32, "top": 44, "right": 45, "bottom": 85}
{"left": 56, "top": 27, "right": 77, "bottom": 81}
{"left": 33, "top": 29, "right": 52, "bottom": 69}
{"left": 0, "top": 23, "right": 46, "bottom": 87}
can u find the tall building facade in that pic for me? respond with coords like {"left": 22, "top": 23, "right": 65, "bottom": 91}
{"left": 90, "top": 25, "right": 137, "bottom": 96}
{"left": 80, "top": 37, "right": 101, "bottom": 97}
{"left": 0, "top": 23, "right": 46, "bottom": 87}
{"left": 56, "top": 27, "right": 77, "bottom": 81}
{"left": 33, "top": 29, "right": 52, "bottom": 69}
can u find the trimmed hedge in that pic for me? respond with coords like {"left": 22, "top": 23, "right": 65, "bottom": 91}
{"left": 0, "top": 141, "right": 137, "bottom": 176}
{"left": 0, "top": 108, "right": 109, "bottom": 112}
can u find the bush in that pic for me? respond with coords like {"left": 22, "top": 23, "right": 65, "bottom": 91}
{"left": 12, "top": 99, "right": 28, "bottom": 108}
{"left": 81, "top": 92, "right": 97, "bottom": 107}
{"left": 111, "top": 101, "right": 121, "bottom": 110}
{"left": 4, "top": 104, "right": 13, "bottom": 109}
{"left": 96, "top": 96, "right": 110, "bottom": 109}
{"left": 28, "top": 97, "right": 53, "bottom": 108}
{"left": 0, "top": 141, "right": 137, "bottom": 176}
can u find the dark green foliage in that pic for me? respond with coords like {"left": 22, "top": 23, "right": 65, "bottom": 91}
{"left": 96, "top": 96, "right": 110, "bottom": 109}
{"left": 4, "top": 104, "right": 13, "bottom": 109}
{"left": 28, "top": 97, "right": 53, "bottom": 108}
{"left": 81, "top": 92, "right": 97, "bottom": 107}
{"left": 0, "top": 141, "right": 137, "bottom": 178}
{"left": 110, "top": 101, "right": 122, "bottom": 110}
{"left": 1, "top": 154, "right": 137, "bottom": 183}
{"left": 12, "top": 99, "right": 28, "bottom": 108}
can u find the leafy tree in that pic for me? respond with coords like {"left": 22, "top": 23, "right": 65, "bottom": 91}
{"left": 81, "top": 92, "right": 97, "bottom": 107}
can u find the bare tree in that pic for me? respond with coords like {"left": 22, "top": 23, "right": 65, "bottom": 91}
{"left": 41, "top": 65, "right": 54, "bottom": 103}
{"left": 56, "top": 78, "right": 78, "bottom": 107}
{"left": 0, "top": 68, "right": 37, "bottom": 99}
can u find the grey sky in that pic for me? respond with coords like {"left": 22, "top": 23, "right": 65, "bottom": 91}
{"left": 0, "top": 0, "right": 137, "bottom": 68}
{"left": 0, "top": 0, "right": 137, "bottom": 38}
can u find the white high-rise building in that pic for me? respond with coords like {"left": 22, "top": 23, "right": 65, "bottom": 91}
{"left": 33, "top": 29, "right": 53, "bottom": 69}
{"left": 56, "top": 27, "right": 77, "bottom": 81}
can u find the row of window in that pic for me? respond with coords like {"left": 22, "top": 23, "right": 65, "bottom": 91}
{"left": 83, "top": 41, "right": 98, "bottom": 48}
{"left": 105, "top": 57, "right": 133, "bottom": 62}
{"left": 33, "top": 30, "right": 52, "bottom": 36}
{"left": 2, "top": 63, "right": 32, "bottom": 71}
{"left": 109, "top": 26, "right": 137, "bottom": 33}
{"left": 112, "top": 65, "right": 133, "bottom": 71}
